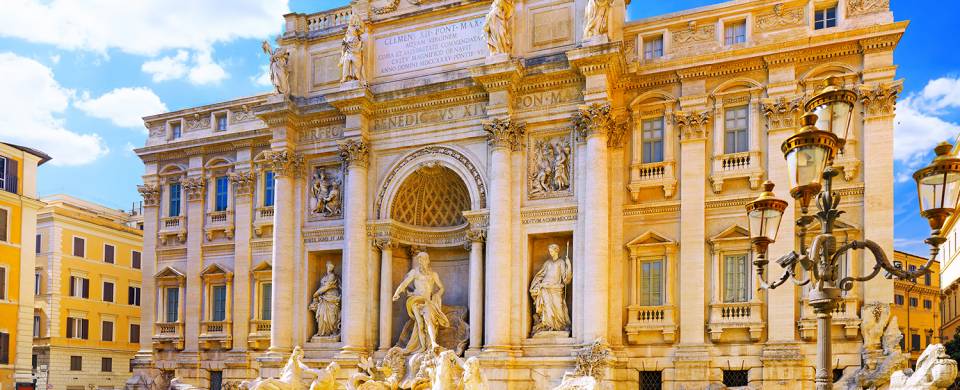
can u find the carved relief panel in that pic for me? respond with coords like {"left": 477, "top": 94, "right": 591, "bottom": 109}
{"left": 527, "top": 130, "right": 574, "bottom": 200}
{"left": 309, "top": 164, "right": 345, "bottom": 221}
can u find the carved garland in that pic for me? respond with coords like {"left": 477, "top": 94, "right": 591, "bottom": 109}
{"left": 848, "top": 0, "right": 889, "bottom": 17}
{"left": 138, "top": 184, "right": 161, "bottom": 207}
{"left": 374, "top": 146, "right": 487, "bottom": 218}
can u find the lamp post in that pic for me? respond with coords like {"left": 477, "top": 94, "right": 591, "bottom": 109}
{"left": 745, "top": 77, "right": 956, "bottom": 390}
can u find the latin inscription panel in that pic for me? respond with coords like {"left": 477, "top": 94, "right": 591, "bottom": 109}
{"left": 374, "top": 18, "right": 486, "bottom": 77}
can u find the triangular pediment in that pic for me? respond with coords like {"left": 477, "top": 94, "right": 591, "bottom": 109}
{"left": 251, "top": 261, "right": 273, "bottom": 273}
{"left": 806, "top": 218, "right": 860, "bottom": 233}
{"left": 709, "top": 225, "right": 750, "bottom": 243}
{"left": 626, "top": 230, "right": 675, "bottom": 248}
{"left": 155, "top": 266, "right": 185, "bottom": 280}
{"left": 200, "top": 263, "right": 232, "bottom": 276}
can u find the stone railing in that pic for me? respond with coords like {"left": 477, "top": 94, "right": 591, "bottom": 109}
{"left": 248, "top": 319, "right": 271, "bottom": 350}
{"left": 284, "top": 7, "right": 352, "bottom": 36}
{"left": 160, "top": 216, "right": 184, "bottom": 231}
{"left": 799, "top": 295, "right": 862, "bottom": 340}
{"left": 628, "top": 160, "right": 677, "bottom": 199}
{"left": 200, "top": 321, "right": 233, "bottom": 350}
{"left": 707, "top": 300, "right": 764, "bottom": 342}
{"left": 205, "top": 210, "right": 235, "bottom": 240}
{"left": 625, "top": 305, "right": 677, "bottom": 343}
{"left": 710, "top": 150, "right": 763, "bottom": 192}
{"left": 158, "top": 216, "right": 187, "bottom": 245}
{"left": 254, "top": 206, "right": 275, "bottom": 237}
{"left": 153, "top": 322, "right": 184, "bottom": 350}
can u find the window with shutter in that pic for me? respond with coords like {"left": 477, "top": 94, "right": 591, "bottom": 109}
{"left": 723, "top": 254, "right": 750, "bottom": 302}
{"left": 1, "top": 157, "right": 18, "bottom": 194}
{"left": 639, "top": 259, "right": 664, "bottom": 306}
{"left": 0, "top": 267, "right": 6, "bottom": 300}
{"left": 104, "top": 244, "right": 115, "bottom": 263}
{"left": 102, "top": 357, "right": 113, "bottom": 372}
{"left": 0, "top": 332, "right": 9, "bottom": 364}
{"left": 212, "top": 285, "right": 227, "bottom": 321}
{"left": 0, "top": 157, "right": 5, "bottom": 191}
{"left": 83, "top": 278, "right": 90, "bottom": 298}
{"left": 128, "top": 286, "right": 141, "bottom": 306}
{"left": 103, "top": 282, "right": 114, "bottom": 302}
{"left": 724, "top": 106, "right": 749, "bottom": 154}
{"left": 261, "top": 283, "right": 272, "bottom": 320}
{"left": 132, "top": 251, "right": 142, "bottom": 269}
{"left": 70, "top": 356, "right": 82, "bottom": 371}
{"left": 73, "top": 237, "right": 86, "bottom": 257}
{"left": 102, "top": 321, "right": 114, "bottom": 342}
{"left": 130, "top": 324, "right": 140, "bottom": 343}
{"left": 215, "top": 176, "right": 229, "bottom": 211}
{"left": 169, "top": 183, "right": 182, "bottom": 217}
{"left": 33, "top": 315, "right": 40, "bottom": 337}
{"left": 36, "top": 234, "right": 41, "bottom": 253}
{"left": 82, "top": 318, "right": 89, "bottom": 339}
{"left": 0, "top": 208, "right": 7, "bottom": 242}
{"left": 264, "top": 171, "right": 275, "bottom": 207}
{"left": 166, "top": 288, "right": 179, "bottom": 322}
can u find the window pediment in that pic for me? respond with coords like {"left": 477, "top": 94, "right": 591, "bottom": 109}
{"left": 626, "top": 230, "right": 678, "bottom": 257}
{"left": 155, "top": 266, "right": 185, "bottom": 281}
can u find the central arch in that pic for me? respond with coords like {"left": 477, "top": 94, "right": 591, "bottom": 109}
{"left": 374, "top": 145, "right": 486, "bottom": 220}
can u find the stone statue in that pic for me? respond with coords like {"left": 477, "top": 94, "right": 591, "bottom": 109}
{"left": 890, "top": 344, "right": 959, "bottom": 389}
{"left": 554, "top": 339, "right": 612, "bottom": 390}
{"left": 261, "top": 41, "right": 290, "bottom": 95}
{"left": 529, "top": 139, "right": 571, "bottom": 196}
{"left": 392, "top": 252, "right": 450, "bottom": 354}
{"left": 349, "top": 347, "right": 406, "bottom": 390}
{"left": 240, "top": 346, "right": 340, "bottom": 390}
{"left": 531, "top": 142, "right": 554, "bottom": 194}
{"left": 482, "top": 0, "right": 513, "bottom": 56}
{"left": 340, "top": 14, "right": 365, "bottom": 84}
{"left": 310, "top": 261, "right": 342, "bottom": 339}
{"left": 312, "top": 170, "right": 342, "bottom": 217}
{"left": 835, "top": 303, "right": 909, "bottom": 389}
{"left": 461, "top": 357, "right": 488, "bottom": 390}
{"left": 582, "top": 0, "right": 612, "bottom": 41}
{"left": 552, "top": 142, "right": 571, "bottom": 191}
{"left": 530, "top": 243, "right": 573, "bottom": 336}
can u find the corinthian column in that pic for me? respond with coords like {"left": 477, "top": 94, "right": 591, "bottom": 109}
{"left": 230, "top": 170, "right": 256, "bottom": 351}
{"left": 267, "top": 150, "right": 302, "bottom": 354}
{"left": 466, "top": 228, "right": 486, "bottom": 352}
{"left": 376, "top": 239, "right": 395, "bottom": 352}
{"left": 134, "top": 184, "right": 160, "bottom": 365}
{"left": 483, "top": 118, "right": 523, "bottom": 353}
{"left": 573, "top": 103, "right": 612, "bottom": 342}
{"left": 339, "top": 139, "right": 371, "bottom": 354}
{"left": 181, "top": 175, "right": 206, "bottom": 352}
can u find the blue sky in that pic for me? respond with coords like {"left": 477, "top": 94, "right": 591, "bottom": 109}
{"left": 0, "top": 0, "right": 957, "bottom": 254}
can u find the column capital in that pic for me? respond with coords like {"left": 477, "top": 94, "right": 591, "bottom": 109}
{"left": 760, "top": 95, "right": 804, "bottom": 130}
{"left": 338, "top": 138, "right": 371, "bottom": 168}
{"left": 573, "top": 102, "right": 613, "bottom": 142}
{"left": 483, "top": 118, "right": 525, "bottom": 152}
{"left": 180, "top": 177, "right": 206, "bottom": 202}
{"left": 372, "top": 238, "right": 398, "bottom": 251}
{"left": 859, "top": 82, "right": 902, "bottom": 119}
{"left": 229, "top": 171, "right": 257, "bottom": 197}
{"left": 137, "top": 184, "right": 161, "bottom": 207}
{"left": 674, "top": 110, "right": 712, "bottom": 141}
{"left": 607, "top": 121, "right": 627, "bottom": 149}
{"left": 267, "top": 149, "right": 305, "bottom": 178}
{"left": 466, "top": 228, "right": 486, "bottom": 243}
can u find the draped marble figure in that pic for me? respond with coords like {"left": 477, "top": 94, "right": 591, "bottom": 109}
{"left": 261, "top": 41, "right": 290, "bottom": 95}
{"left": 530, "top": 243, "right": 573, "bottom": 335}
{"left": 392, "top": 252, "right": 450, "bottom": 353}
{"left": 583, "top": 0, "right": 612, "bottom": 40}
{"left": 482, "top": 0, "right": 513, "bottom": 55}
{"left": 340, "top": 14, "right": 365, "bottom": 83}
{"left": 310, "top": 261, "right": 341, "bottom": 338}
{"left": 240, "top": 346, "right": 340, "bottom": 390}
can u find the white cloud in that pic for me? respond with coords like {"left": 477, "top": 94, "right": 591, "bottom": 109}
{"left": 49, "top": 54, "right": 60, "bottom": 64}
{"left": 252, "top": 65, "right": 272, "bottom": 87}
{"left": 0, "top": 0, "right": 289, "bottom": 56}
{"left": 141, "top": 50, "right": 189, "bottom": 82}
{"left": 123, "top": 142, "right": 137, "bottom": 157}
{"left": 142, "top": 50, "right": 229, "bottom": 85}
{"left": 0, "top": 52, "right": 108, "bottom": 166}
{"left": 893, "top": 77, "right": 960, "bottom": 182}
{"left": 75, "top": 87, "right": 168, "bottom": 129}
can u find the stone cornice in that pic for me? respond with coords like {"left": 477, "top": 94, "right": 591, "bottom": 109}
{"left": 325, "top": 86, "right": 376, "bottom": 117}
{"left": 470, "top": 59, "right": 526, "bottom": 93}
{"left": 567, "top": 41, "right": 626, "bottom": 83}
{"left": 374, "top": 92, "right": 488, "bottom": 117}
{"left": 135, "top": 130, "right": 272, "bottom": 162}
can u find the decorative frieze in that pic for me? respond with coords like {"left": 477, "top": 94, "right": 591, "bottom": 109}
{"left": 138, "top": 184, "right": 161, "bottom": 207}
{"left": 338, "top": 139, "right": 370, "bottom": 168}
{"left": 373, "top": 102, "right": 487, "bottom": 132}
{"left": 755, "top": 4, "right": 804, "bottom": 32}
{"left": 761, "top": 96, "right": 804, "bottom": 129}
{"left": 860, "top": 83, "right": 902, "bottom": 117}
{"left": 267, "top": 150, "right": 305, "bottom": 178}
{"left": 520, "top": 205, "right": 578, "bottom": 225}
{"left": 185, "top": 114, "right": 211, "bottom": 131}
{"left": 673, "top": 110, "right": 712, "bottom": 141}
{"left": 229, "top": 171, "right": 257, "bottom": 197}
{"left": 671, "top": 22, "right": 716, "bottom": 52}
{"left": 483, "top": 118, "right": 526, "bottom": 151}
{"left": 230, "top": 105, "right": 258, "bottom": 124}
{"left": 573, "top": 103, "right": 613, "bottom": 142}
{"left": 848, "top": 0, "right": 889, "bottom": 17}
{"left": 303, "top": 227, "right": 345, "bottom": 244}
{"left": 513, "top": 87, "right": 582, "bottom": 112}
{"left": 181, "top": 177, "right": 206, "bottom": 202}
{"left": 528, "top": 132, "right": 573, "bottom": 200}
{"left": 299, "top": 126, "right": 344, "bottom": 143}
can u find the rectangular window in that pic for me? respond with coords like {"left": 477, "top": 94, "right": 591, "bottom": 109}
{"left": 102, "top": 320, "right": 114, "bottom": 342}
{"left": 724, "top": 106, "right": 749, "bottom": 154}
{"left": 33, "top": 315, "right": 40, "bottom": 337}
{"left": 103, "top": 281, "right": 115, "bottom": 302}
{"left": 639, "top": 371, "right": 662, "bottom": 390}
{"left": 130, "top": 324, "right": 140, "bottom": 343}
{"left": 910, "top": 297, "right": 919, "bottom": 307}
{"left": 73, "top": 236, "right": 86, "bottom": 258}
{"left": 128, "top": 286, "right": 141, "bottom": 306}
{"left": 0, "top": 157, "right": 5, "bottom": 191}
{"left": 723, "top": 370, "right": 749, "bottom": 387}
{"left": 261, "top": 283, "right": 272, "bottom": 320}
{"left": 171, "top": 122, "right": 182, "bottom": 139}
{"left": 814, "top": 6, "right": 838, "bottom": 30}
{"left": 0, "top": 332, "right": 8, "bottom": 364}
{"left": 101, "top": 357, "right": 112, "bottom": 372}
{"left": 70, "top": 355, "right": 82, "bottom": 371}
{"left": 104, "top": 244, "right": 115, "bottom": 263}
{"left": 263, "top": 171, "right": 275, "bottom": 207}
{"left": 166, "top": 288, "right": 179, "bottom": 322}
{"left": 169, "top": 183, "right": 182, "bottom": 217}
{"left": 212, "top": 285, "right": 227, "bottom": 322}
{"left": 925, "top": 299, "right": 933, "bottom": 310}
{"left": 66, "top": 317, "right": 89, "bottom": 339}
{"left": 643, "top": 35, "right": 664, "bottom": 60}
{"left": 641, "top": 118, "right": 665, "bottom": 164}
{"left": 925, "top": 272, "right": 932, "bottom": 286}
{"left": 0, "top": 208, "right": 7, "bottom": 242}
{"left": 36, "top": 234, "right": 41, "bottom": 253}
{"left": 912, "top": 333, "right": 922, "bottom": 351}
{"left": 0, "top": 157, "right": 17, "bottom": 194}
{"left": 69, "top": 276, "right": 90, "bottom": 298}
{"left": 639, "top": 259, "right": 663, "bottom": 306}
{"left": 32, "top": 354, "right": 37, "bottom": 370}
{"left": 723, "top": 254, "right": 750, "bottom": 303}
{"left": 215, "top": 114, "right": 227, "bottom": 131}
{"left": 724, "top": 20, "right": 746, "bottom": 45}
{"left": 210, "top": 371, "right": 223, "bottom": 390}
{"left": 0, "top": 267, "right": 6, "bottom": 300}
{"left": 215, "top": 176, "right": 229, "bottom": 212}
{"left": 35, "top": 272, "right": 40, "bottom": 295}
{"left": 132, "top": 250, "right": 142, "bottom": 269}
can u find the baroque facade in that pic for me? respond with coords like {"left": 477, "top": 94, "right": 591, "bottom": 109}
{"left": 890, "top": 250, "right": 940, "bottom": 366}
{"left": 131, "top": 0, "right": 903, "bottom": 388}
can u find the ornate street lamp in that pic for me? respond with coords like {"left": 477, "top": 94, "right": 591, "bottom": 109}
{"left": 745, "top": 82, "right": 949, "bottom": 389}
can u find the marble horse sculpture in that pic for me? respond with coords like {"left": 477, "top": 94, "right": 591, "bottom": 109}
{"left": 889, "top": 344, "right": 958, "bottom": 389}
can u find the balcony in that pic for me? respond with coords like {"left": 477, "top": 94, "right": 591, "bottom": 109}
{"left": 628, "top": 161, "right": 678, "bottom": 199}
{"left": 153, "top": 322, "right": 184, "bottom": 350}
{"left": 248, "top": 319, "right": 271, "bottom": 350}
{"left": 199, "top": 321, "right": 233, "bottom": 350}
{"left": 625, "top": 305, "right": 677, "bottom": 344}
{"left": 709, "top": 151, "right": 763, "bottom": 193}
{"left": 798, "top": 295, "right": 861, "bottom": 341}
{"left": 158, "top": 216, "right": 186, "bottom": 245}
{"left": 254, "top": 206, "right": 275, "bottom": 237}
{"left": 283, "top": 6, "right": 351, "bottom": 38}
{"left": 204, "top": 210, "right": 235, "bottom": 241}
{"left": 707, "top": 301, "right": 764, "bottom": 342}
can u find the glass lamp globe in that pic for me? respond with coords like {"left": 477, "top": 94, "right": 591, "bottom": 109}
{"left": 745, "top": 181, "right": 788, "bottom": 261}
{"left": 913, "top": 141, "right": 960, "bottom": 236}
{"left": 804, "top": 76, "right": 858, "bottom": 143}
{"left": 781, "top": 113, "right": 841, "bottom": 212}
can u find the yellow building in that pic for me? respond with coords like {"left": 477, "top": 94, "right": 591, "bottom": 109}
{"left": 34, "top": 195, "right": 143, "bottom": 390}
{"left": 0, "top": 142, "right": 49, "bottom": 389}
{"left": 893, "top": 250, "right": 941, "bottom": 364}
